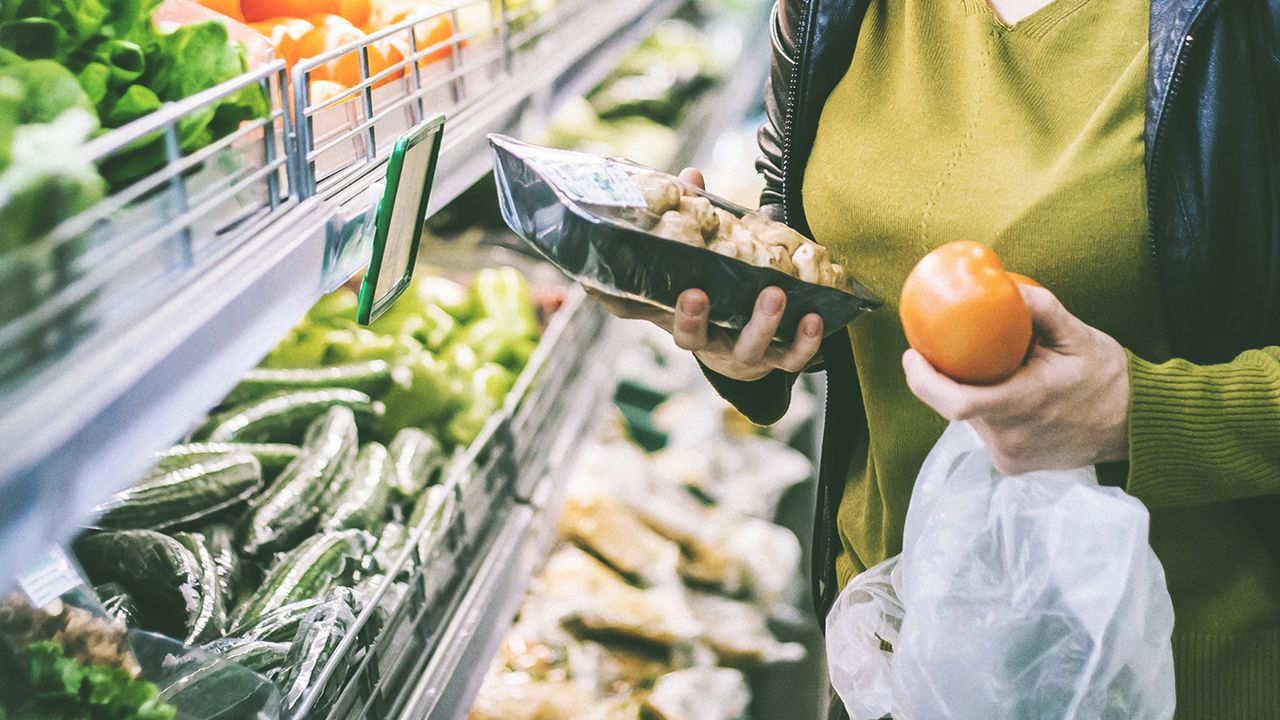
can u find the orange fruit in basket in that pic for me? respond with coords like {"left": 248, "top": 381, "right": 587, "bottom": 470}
{"left": 309, "top": 79, "right": 351, "bottom": 106}
{"left": 899, "top": 241, "right": 1033, "bottom": 385}
{"left": 196, "top": 0, "right": 246, "bottom": 21}
{"left": 419, "top": 16, "right": 457, "bottom": 65}
{"left": 337, "top": 0, "right": 371, "bottom": 27}
{"left": 242, "top": 0, "right": 340, "bottom": 22}
{"left": 294, "top": 14, "right": 364, "bottom": 78}
{"left": 327, "top": 36, "right": 406, "bottom": 88}
{"left": 250, "top": 17, "right": 315, "bottom": 65}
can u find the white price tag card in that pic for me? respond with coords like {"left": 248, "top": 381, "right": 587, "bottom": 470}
{"left": 532, "top": 158, "right": 647, "bottom": 208}
{"left": 18, "top": 548, "right": 81, "bottom": 609}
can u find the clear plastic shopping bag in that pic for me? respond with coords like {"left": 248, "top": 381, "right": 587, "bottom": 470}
{"left": 826, "top": 422, "right": 1176, "bottom": 720}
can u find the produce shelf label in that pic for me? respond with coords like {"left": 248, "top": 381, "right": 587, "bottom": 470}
{"left": 18, "top": 548, "right": 80, "bottom": 609}
{"left": 529, "top": 157, "right": 647, "bottom": 208}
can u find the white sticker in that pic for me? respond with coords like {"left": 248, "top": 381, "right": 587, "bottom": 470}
{"left": 19, "top": 548, "right": 81, "bottom": 609}
{"left": 532, "top": 158, "right": 647, "bottom": 208}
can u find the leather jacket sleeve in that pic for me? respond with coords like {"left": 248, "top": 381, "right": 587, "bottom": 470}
{"left": 756, "top": 0, "right": 799, "bottom": 221}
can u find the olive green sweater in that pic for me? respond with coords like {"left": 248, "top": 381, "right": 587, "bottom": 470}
{"left": 801, "top": 0, "right": 1280, "bottom": 716}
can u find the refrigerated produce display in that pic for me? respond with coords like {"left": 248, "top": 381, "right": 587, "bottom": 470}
{"left": 1, "top": 0, "right": 795, "bottom": 717}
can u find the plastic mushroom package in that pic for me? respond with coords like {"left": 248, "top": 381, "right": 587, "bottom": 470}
{"left": 489, "top": 134, "right": 882, "bottom": 340}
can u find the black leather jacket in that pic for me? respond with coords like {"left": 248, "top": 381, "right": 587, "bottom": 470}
{"left": 706, "top": 0, "right": 1280, "bottom": 620}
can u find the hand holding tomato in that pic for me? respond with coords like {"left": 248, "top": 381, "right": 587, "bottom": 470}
{"left": 903, "top": 282, "right": 1130, "bottom": 475}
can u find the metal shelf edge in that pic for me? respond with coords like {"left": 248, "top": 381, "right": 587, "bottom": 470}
{"left": 0, "top": 198, "right": 336, "bottom": 589}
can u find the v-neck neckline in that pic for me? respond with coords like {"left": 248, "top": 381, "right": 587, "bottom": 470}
{"left": 962, "top": 0, "right": 1096, "bottom": 36}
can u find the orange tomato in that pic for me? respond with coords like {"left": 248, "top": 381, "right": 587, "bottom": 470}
{"left": 1006, "top": 272, "right": 1042, "bottom": 288}
{"left": 309, "top": 79, "right": 351, "bottom": 106}
{"left": 242, "top": 0, "right": 340, "bottom": 23}
{"left": 196, "top": 0, "right": 245, "bottom": 21}
{"left": 293, "top": 15, "right": 364, "bottom": 79}
{"left": 327, "top": 36, "right": 406, "bottom": 88}
{"left": 900, "top": 241, "right": 1033, "bottom": 385}
{"left": 249, "top": 17, "right": 315, "bottom": 66}
{"left": 337, "top": 0, "right": 371, "bottom": 27}
{"left": 419, "top": 16, "right": 456, "bottom": 64}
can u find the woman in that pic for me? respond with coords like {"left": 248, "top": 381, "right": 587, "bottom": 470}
{"left": 594, "top": 0, "right": 1280, "bottom": 716}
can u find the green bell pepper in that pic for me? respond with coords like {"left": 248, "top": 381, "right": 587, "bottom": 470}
{"left": 378, "top": 353, "right": 457, "bottom": 438}
{"left": 470, "top": 267, "right": 537, "bottom": 337}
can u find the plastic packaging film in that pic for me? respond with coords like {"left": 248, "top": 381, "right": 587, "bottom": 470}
{"left": 826, "top": 422, "right": 1176, "bottom": 720}
{"left": 489, "top": 134, "right": 882, "bottom": 341}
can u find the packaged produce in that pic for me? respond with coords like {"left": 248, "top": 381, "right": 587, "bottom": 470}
{"left": 232, "top": 597, "right": 323, "bottom": 642}
{"left": 320, "top": 441, "right": 394, "bottom": 533}
{"left": 643, "top": 667, "right": 750, "bottom": 720}
{"left": 557, "top": 484, "right": 680, "bottom": 588}
{"left": 239, "top": 406, "right": 358, "bottom": 556}
{"left": 539, "top": 546, "right": 700, "bottom": 647}
{"left": 74, "top": 529, "right": 213, "bottom": 642}
{"left": 686, "top": 591, "right": 803, "bottom": 667}
{"left": 490, "top": 135, "right": 880, "bottom": 340}
{"left": 202, "top": 636, "right": 292, "bottom": 676}
{"left": 231, "top": 529, "right": 369, "bottom": 629}
{"left": 387, "top": 428, "right": 446, "bottom": 500}
{"left": 10, "top": 639, "right": 177, "bottom": 720}
{"left": 171, "top": 531, "right": 228, "bottom": 644}
{"left": 158, "top": 443, "right": 300, "bottom": 482}
{"left": 90, "top": 452, "right": 263, "bottom": 531}
{"left": 196, "top": 387, "right": 383, "bottom": 445}
{"left": 220, "top": 360, "right": 395, "bottom": 408}
{"left": 199, "top": 525, "right": 242, "bottom": 605}
{"left": 276, "top": 587, "right": 359, "bottom": 716}
{"left": 96, "top": 583, "right": 141, "bottom": 626}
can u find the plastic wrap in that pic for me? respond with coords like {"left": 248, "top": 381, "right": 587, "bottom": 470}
{"left": 642, "top": 667, "right": 751, "bottom": 720}
{"left": 276, "top": 588, "right": 359, "bottom": 717}
{"left": 826, "top": 422, "right": 1176, "bottom": 720}
{"left": 490, "top": 135, "right": 881, "bottom": 341}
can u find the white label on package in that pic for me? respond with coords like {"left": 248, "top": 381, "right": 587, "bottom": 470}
{"left": 533, "top": 159, "right": 647, "bottom": 208}
{"left": 19, "top": 548, "right": 81, "bottom": 609}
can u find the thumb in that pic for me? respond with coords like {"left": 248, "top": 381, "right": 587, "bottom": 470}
{"left": 678, "top": 167, "right": 706, "bottom": 190}
{"left": 1019, "top": 285, "right": 1082, "bottom": 348}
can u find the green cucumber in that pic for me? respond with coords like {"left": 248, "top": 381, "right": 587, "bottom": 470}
{"left": 94, "top": 583, "right": 137, "bottom": 626}
{"left": 203, "top": 638, "right": 291, "bottom": 675}
{"left": 240, "top": 407, "right": 358, "bottom": 556}
{"left": 371, "top": 522, "right": 407, "bottom": 574}
{"left": 159, "top": 443, "right": 301, "bottom": 482}
{"left": 201, "top": 525, "right": 241, "bottom": 608}
{"left": 221, "top": 361, "right": 394, "bottom": 408}
{"left": 321, "top": 443, "right": 394, "bottom": 533}
{"left": 408, "top": 484, "right": 450, "bottom": 530}
{"left": 75, "top": 530, "right": 206, "bottom": 640}
{"left": 231, "top": 530, "right": 369, "bottom": 629}
{"left": 232, "top": 598, "right": 323, "bottom": 642}
{"left": 278, "top": 588, "right": 359, "bottom": 716}
{"left": 92, "top": 453, "right": 262, "bottom": 531}
{"left": 387, "top": 428, "right": 446, "bottom": 501}
{"left": 197, "top": 389, "right": 383, "bottom": 445}
{"left": 173, "top": 532, "right": 226, "bottom": 644}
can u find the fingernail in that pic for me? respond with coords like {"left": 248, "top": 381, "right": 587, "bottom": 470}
{"left": 763, "top": 290, "right": 783, "bottom": 314}
{"left": 680, "top": 295, "right": 705, "bottom": 314}
{"left": 804, "top": 317, "right": 820, "bottom": 337}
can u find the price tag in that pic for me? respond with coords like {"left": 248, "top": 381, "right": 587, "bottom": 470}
{"left": 530, "top": 158, "right": 647, "bottom": 208}
{"left": 18, "top": 548, "right": 81, "bottom": 609}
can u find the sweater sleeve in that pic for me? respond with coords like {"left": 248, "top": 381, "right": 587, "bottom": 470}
{"left": 1125, "top": 347, "right": 1280, "bottom": 508}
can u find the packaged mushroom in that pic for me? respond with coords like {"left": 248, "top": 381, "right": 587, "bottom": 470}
{"left": 490, "top": 135, "right": 881, "bottom": 340}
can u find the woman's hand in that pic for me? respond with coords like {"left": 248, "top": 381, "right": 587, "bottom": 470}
{"left": 903, "top": 285, "right": 1130, "bottom": 474}
{"left": 585, "top": 168, "right": 825, "bottom": 382}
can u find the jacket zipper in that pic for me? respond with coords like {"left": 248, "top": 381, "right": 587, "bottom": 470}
{"left": 1146, "top": 0, "right": 1214, "bottom": 262}
{"left": 779, "top": 0, "right": 811, "bottom": 227}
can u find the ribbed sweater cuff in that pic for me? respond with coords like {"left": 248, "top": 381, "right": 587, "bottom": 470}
{"left": 1125, "top": 349, "right": 1280, "bottom": 508}
{"left": 1172, "top": 631, "right": 1280, "bottom": 718}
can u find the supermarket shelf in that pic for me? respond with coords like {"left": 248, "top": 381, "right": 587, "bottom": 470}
{"left": 0, "top": 197, "right": 334, "bottom": 589}
{"left": 292, "top": 0, "right": 685, "bottom": 289}
{"left": 399, "top": 315, "right": 620, "bottom": 720}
